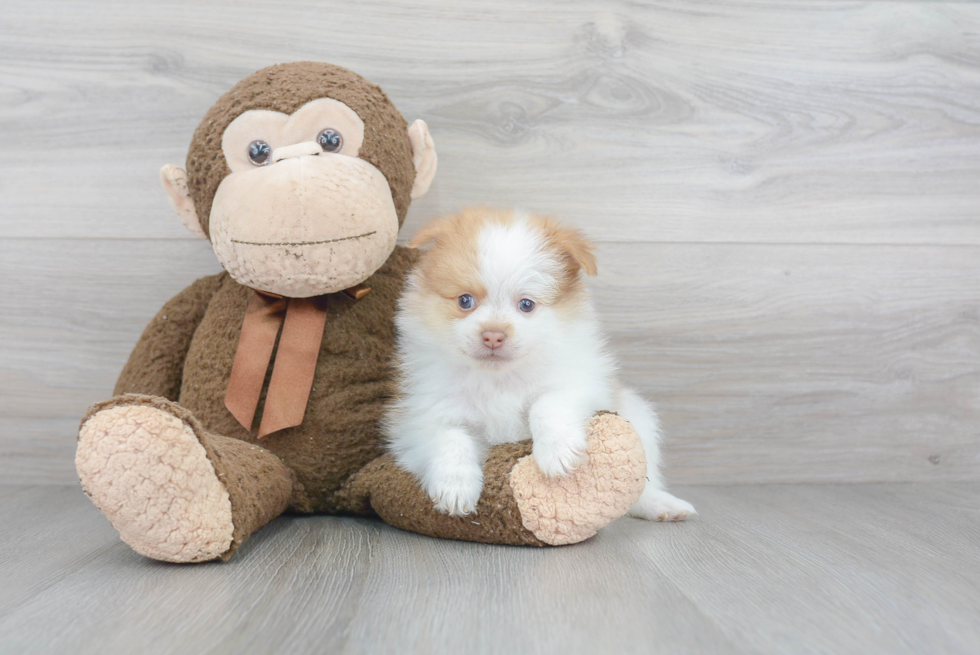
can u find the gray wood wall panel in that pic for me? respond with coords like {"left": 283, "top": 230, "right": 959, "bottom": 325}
{"left": 4, "top": 0, "right": 980, "bottom": 244}
{"left": 1, "top": 0, "right": 978, "bottom": 484}
{"left": 2, "top": 239, "right": 976, "bottom": 484}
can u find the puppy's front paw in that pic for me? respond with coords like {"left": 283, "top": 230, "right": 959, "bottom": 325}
{"left": 531, "top": 421, "right": 589, "bottom": 478}
{"left": 627, "top": 488, "right": 696, "bottom": 522}
{"left": 425, "top": 465, "right": 484, "bottom": 517}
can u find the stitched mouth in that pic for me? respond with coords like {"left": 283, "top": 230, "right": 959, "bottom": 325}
{"left": 231, "top": 231, "right": 376, "bottom": 247}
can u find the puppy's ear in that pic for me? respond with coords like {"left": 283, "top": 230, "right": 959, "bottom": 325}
{"left": 552, "top": 225, "right": 598, "bottom": 277}
{"left": 408, "top": 219, "right": 449, "bottom": 248}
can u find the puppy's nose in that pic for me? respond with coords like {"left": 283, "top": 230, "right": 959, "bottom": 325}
{"left": 482, "top": 331, "right": 506, "bottom": 349}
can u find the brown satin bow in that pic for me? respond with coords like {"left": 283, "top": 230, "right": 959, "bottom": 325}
{"left": 225, "top": 285, "right": 370, "bottom": 438}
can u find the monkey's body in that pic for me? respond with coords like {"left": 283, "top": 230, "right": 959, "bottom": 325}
{"left": 114, "top": 248, "right": 418, "bottom": 515}
{"left": 75, "top": 62, "right": 649, "bottom": 562}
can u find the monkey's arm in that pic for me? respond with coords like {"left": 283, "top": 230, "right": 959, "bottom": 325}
{"left": 113, "top": 273, "right": 225, "bottom": 400}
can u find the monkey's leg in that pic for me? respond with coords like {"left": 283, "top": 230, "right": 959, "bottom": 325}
{"left": 77, "top": 394, "right": 293, "bottom": 562}
{"left": 340, "top": 413, "right": 647, "bottom": 546}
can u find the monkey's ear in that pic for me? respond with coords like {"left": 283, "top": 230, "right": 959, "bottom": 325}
{"left": 408, "top": 119, "right": 437, "bottom": 200}
{"left": 160, "top": 165, "right": 207, "bottom": 239}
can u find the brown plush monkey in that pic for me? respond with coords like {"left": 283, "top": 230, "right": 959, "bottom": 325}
{"left": 76, "top": 62, "right": 647, "bottom": 562}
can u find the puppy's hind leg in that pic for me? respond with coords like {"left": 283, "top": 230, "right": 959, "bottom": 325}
{"left": 617, "top": 388, "right": 696, "bottom": 522}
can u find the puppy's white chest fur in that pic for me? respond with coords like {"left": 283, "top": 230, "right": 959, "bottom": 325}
{"left": 450, "top": 368, "right": 535, "bottom": 445}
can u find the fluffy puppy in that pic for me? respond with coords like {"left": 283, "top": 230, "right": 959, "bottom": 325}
{"left": 385, "top": 207, "right": 694, "bottom": 521}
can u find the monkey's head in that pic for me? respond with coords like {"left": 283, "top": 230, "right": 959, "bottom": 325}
{"left": 160, "top": 62, "right": 437, "bottom": 297}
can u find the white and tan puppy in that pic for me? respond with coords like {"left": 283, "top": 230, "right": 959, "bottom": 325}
{"left": 386, "top": 207, "right": 694, "bottom": 521}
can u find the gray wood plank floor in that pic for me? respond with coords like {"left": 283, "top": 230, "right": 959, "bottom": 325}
{"left": 1, "top": 483, "right": 977, "bottom": 655}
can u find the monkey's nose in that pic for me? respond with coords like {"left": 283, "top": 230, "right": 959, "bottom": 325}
{"left": 271, "top": 141, "right": 322, "bottom": 163}
{"left": 482, "top": 331, "right": 506, "bottom": 349}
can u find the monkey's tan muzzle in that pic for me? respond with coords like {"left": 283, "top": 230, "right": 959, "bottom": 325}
{"left": 209, "top": 155, "right": 399, "bottom": 298}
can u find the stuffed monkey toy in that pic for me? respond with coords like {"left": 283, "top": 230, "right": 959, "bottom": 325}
{"left": 76, "top": 62, "right": 647, "bottom": 562}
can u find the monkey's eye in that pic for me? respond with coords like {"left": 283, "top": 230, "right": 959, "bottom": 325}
{"left": 247, "top": 140, "right": 272, "bottom": 166}
{"left": 317, "top": 128, "right": 344, "bottom": 153}
{"left": 518, "top": 299, "right": 536, "bottom": 313}
{"left": 457, "top": 294, "right": 475, "bottom": 310}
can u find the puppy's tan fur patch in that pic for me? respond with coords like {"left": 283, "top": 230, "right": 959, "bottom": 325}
{"left": 408, "top": 207, "right": 597, "bottom": 317}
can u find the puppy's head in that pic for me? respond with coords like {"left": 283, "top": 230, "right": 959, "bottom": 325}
{"left": 405, "top": 207, "right": 597, "bottom": 368}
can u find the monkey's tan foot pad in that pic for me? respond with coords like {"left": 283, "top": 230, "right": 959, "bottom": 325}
{"left": 510, "top": 412, "right": 647, "bottom": 545}
{"left": 77, "top": 403, "right": 233, "bottom": 563}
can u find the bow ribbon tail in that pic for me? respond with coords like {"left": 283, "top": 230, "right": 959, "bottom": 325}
{"left": 257, "top": 296, "right": 329, "bottom": 438}
{"left": 225, "top": 292, "right": 287, "bottom": 431}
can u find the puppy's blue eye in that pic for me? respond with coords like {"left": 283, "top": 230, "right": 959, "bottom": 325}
{"left": 518, "top": 299, "right": 535, "bottom": 313}
{"left": 458, "top": 294, "right": 475, "bottom": 310}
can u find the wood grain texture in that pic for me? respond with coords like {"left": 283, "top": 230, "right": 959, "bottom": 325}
{"left": 0, "top": 0, "right": 979, "bottom": 243}
{"left": 0, "top": 483, "right": 977, "bottom": 654}
{"left": 0, "top": 486, "right": 119, "bottom": 616}
{"left": 2, "top": 239, "right": 978, "bottom": 484}
{"left": 614, "top": 482, "right": 980, "bottom": 655}
{"left": 1, "top": 0, "right": 979, "bottom": 486}
{"left": 598, "top": 242, "right": 980, "bottom": 484}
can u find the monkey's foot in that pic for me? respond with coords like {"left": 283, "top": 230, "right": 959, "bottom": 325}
{"left": 78, "top": 395, "right": 294, "bottom": 562}
{"left": 77, "top": 397, "right": 234, "bottom": 563}
{"left": 510, "top": 412, "right": 647, "bottom": 545}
